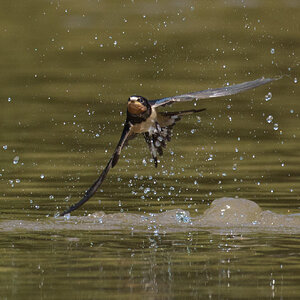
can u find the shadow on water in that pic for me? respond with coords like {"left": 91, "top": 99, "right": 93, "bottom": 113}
{"left": 2, "top": 198, "right": 300, "bottom": 234}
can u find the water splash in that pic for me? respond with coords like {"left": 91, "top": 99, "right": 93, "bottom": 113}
{"left": 265, "top": 92, "right": 272, "bottom": 101}
{"left": 1, "top": 198, "right": 300, "bottom": 234}
{"left": 13, "top": 156, "right": 20, "bottom": 165}
{"left": 266, "top": 115, "right": 273, "bottom": 123}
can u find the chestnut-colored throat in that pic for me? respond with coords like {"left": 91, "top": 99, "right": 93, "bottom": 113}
{"left": 127, "top": 101, "right": 147, "bottom": 115}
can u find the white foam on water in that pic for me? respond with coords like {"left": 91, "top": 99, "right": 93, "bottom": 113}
{"left": 1, "top": 198, "right": 300, "bottom": 234}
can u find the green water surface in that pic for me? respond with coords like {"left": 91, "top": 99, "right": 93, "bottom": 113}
{"left": 0, "top": 1, "right": 300, "bottom": 299}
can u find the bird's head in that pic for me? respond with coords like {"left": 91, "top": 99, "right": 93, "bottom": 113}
{"left": 127, "top": 95, "right": 150, "bottom": 116}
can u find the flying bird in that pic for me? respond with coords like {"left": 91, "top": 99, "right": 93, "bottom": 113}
{"left": 60, "top": 77, "right": 277, "bottom": 216}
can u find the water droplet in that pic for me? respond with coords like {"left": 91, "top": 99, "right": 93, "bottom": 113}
{"left": 8, "top": 97, "right": 12, "bottom": 102}
{"left": 207, "top": 154, "right": 213, "bottom": 161}
{"left": 3, "top": 145, "right": 7, "bottom": 150}
{"left": 144, "top": 187, "right": 151, "bottom": 194}
{"left": 40, "top": 174, "right": 45, "bottom": 179}
{"left": 13, "top": 156, "right": 19, "bottom": 165}
{"left": 294, "top": 78, "right": 298, "bottom": 84}
{"left": 265, "top": 92, "right": 272, "bottom": 101}
{"left": 266, "top": 115, "right": 273, "bottom": 123}
{"left": 49, "top": 195, "right": 54, "bottom": 200}
{"left": 270, "top": 48, "right": 275, "bottom": 54}
{"left": 175, "top": 211, "right": 190, "bottom": 223}
{"left": 273, "top": 123, "right": 279, "bottom": 131}
{"left": 63, "top": 213, "right": 70, "bottom": 220}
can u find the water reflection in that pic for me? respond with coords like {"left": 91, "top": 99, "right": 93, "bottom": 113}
{"left": 1, "top": 218, "right": 300, "bottom": 299}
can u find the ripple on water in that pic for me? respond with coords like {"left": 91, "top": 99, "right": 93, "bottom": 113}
{"left": 1, "top": 198, "right": 300, "bottom": 234}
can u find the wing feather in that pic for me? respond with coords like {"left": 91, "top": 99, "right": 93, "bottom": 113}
{"left": 149, "top": 77, "right": 279, "bottom": 108}
{"left": 60, "top": 122, "right": 132, "bottom": 216}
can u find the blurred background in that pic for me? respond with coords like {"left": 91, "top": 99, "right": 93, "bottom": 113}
{"left": 1, "top": 0, "right": 299, "bottom": 215}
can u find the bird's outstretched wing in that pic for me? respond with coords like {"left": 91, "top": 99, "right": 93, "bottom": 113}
{"left": 144, "top": 108, "right": 205, "bottom": 167}
{"left": 60, "top": 121, "right": 133, "bottom": 216}
{"left": 149, "top": 77, "right": 277, "bottom": 108}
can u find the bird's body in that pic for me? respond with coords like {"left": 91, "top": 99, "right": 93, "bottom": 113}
{"left": 60, "top": 77, "right": 279, "bottom": 216}
{"left": 130, "top": 107, "right": 157, "bottom": 134}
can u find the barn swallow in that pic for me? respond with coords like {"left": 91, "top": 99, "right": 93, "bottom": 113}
{"left": 60, "top": 77, "right": 277, "bottom": 216}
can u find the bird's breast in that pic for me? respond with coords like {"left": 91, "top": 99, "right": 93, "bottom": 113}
{"left": 131, "top": 109, "right": 157, "bottom": 133}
